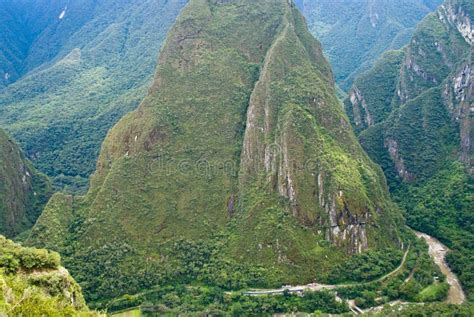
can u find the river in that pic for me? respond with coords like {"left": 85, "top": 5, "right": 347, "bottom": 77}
{"left": 112, "top": 231, "right": 466, "bottom": 316}
{"left": 414, "top": 231, "right": 466, "bottom": 304}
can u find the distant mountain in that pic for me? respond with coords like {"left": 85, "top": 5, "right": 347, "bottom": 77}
{"left": 0, "top": 235, "right": 99, "bottom": 315}
{"left": 344, "top": 0, "right": 473, "bottom": 300}
{"left": 0, "top": 0, "right": 187, "bottom": 191}
{"left": 0, "top": 128, "right": 51, "bottom": 237}
{"left": 0, "top": 0, "right": 94, "bottom": 87}
{"left": 27, "top": 0, "right": 403, "bottom": 305}
{"left": 298, "top": 0, "right": 443, "bottom": 90}
{"left": 0, "top": 1, "right": 28, "bottom": 88}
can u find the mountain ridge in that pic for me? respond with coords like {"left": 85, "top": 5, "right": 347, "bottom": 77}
{"left": 0, "top": 128, "right": 52, "bottom": 238}
{"left": 0, "top": 0, "right": 444, "bottom": 193}
{"left": 298, "top": 0, "right": 444, "bottom": 90}
{"left": 0, "top": 0, "right": 188, "bottom": 191}
{"left": 27, "top": 0, "right": 404, "bottom": 305}
{"left": 344, "top": 0, "right": 473, "bottom": 300}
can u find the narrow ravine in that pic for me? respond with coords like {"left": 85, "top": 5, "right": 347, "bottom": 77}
{"left": 414, "top": 231, "right": 466, "bottom": 304}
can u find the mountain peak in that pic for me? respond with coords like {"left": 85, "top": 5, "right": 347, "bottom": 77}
{"left": 28, "top": 0, "right": 403, "bottom": 303}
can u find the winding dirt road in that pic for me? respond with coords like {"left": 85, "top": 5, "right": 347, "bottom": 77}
{"left": 414, "top": 231, "right": 466, "bottom": 304}
{"left": 114, "top": 232, "right": 465, "bottom": 316}
{"left": 245, "top": 231, "right": 466, "bottom": 306}
{"left": 243, "top": 247, "right": 410, "bottom": 296}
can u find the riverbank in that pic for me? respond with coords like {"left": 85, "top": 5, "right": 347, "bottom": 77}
{"left": 414, "top": 231, "right": 466, "bottom": 304}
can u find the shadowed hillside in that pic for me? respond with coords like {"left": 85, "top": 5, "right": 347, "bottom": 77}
{"left": 0, "top": 0, "right": 187, "bottom": 191}
{"left": 0, "top": 128, "right": 51, "bottom": 237}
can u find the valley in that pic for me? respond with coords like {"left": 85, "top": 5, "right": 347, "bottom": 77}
{"left": 0, "top": 0, "right": 471, "bottom": 315}
{"left": 297, "top": 0, "right": 443, "bottom": 90}
{"left": 0, "top": 0, "right": 187, "bottom": 191}
{"left": 345, "top": 0, "right": 473, "bottom": 302}
{"left": 109, "top": 229, "right": 465, "bottom": 316}
{"left": 242, "top": 247, "right": 410, "bottom": 296}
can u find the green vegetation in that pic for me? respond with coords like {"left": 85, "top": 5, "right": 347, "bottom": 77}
{"left": 377, "top": 302, "right": 474, "bottom": 316}
{"left": 0, "top": 237, "right": 60, "bottom": 273}
{"left": 26, "top": 0, "right": 404, "bottom": 308}
{"left": 416, "top": 283, "right": 450, "bottom": 302}
{"left": 0, "top": 0, "right": 187, "bottom": 191}
{"left": 0, "top": 2, "right": 28, "bottom": 87}
{"left": 0, "top": 0, "right": 442, "bottom": 190}
{"left": 27, "top": 193, "right": 75, "bottom": 251}
{"left": 334, "top": 236, "right": 446, "bottom": 308}
{"left": 0, "top": 235, "right": 99, "bottom": 315}
{"left": 0, "top": 128, "right": 52, "bottom": 237}
{"left": 344, "top": 50, "right": 406, "bottom": 134}
{"left": 109, "top": 287, "right": 348, "bottom": 316}
{"left": 298, "top": 0, "right": 442, "bottom": 90}
{"left": 103, "top": 233, "right": 444, "bottom": 315}
{"left": 345, "top": 0, "right": 473, "bottom": 302}
{"left": 397, "top": 162, "right": 474, "bottom": 301}
{"left": 327, "top": 248, "right": 403, "bottom": 284}
{"left": 60, "top": 234, "right": 282, "bottom": 306}
{"left": 2, "top": 1, "right": 465, "bottom": 315}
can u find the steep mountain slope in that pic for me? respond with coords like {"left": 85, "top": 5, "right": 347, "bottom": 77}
{"left": 0, "top": 235, "right": 99, "bottom": 315}
{"left": 345, "top": 0, "right": 473, "bottom": 300}
{"left": 0, "top": 0, "right": 442, "bottom": 192}
{"left": 298, "top": 0, "right": 443, "bottom": 90}
{"left": 0, "top": 1, "right": 28, "bottom": 88}
{"left": 27, "top": 0, "right": 403, "bottom": 305}
{"left": 0, "top": 128, "right": 51, "bottom": 238}
{"left": 0, "top": 0, "right": 187, "bottom": 191}
{"left": 0, "top": 0, "right": 104, "bottom": 87}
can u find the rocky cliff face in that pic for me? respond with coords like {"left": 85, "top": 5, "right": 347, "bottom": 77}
{"left": 344, "top": 0, "right": 473, "bottom": 298}
{"left": 28, "top": 0, "right": 403, "bottom": 303}
{"left": 445, "top": 60, "right": 473, "bottom": 172}
{"left": 298, "top": 0, "right": 443, "bottom": 89}
{"left": 440, "top": 0, "right": 473, "bottom": 44}
{"left": 442, "top": 68, "right": 470, "bottom": 174}
{"left": 0, "top": 129, "right": 52, "bottom": 237}
{"left": 346, "top": 0, "right": 472, "bottom": 181}
{"left": 236, "top": 3, "right": 396, "bottom": 254}
{"left": 344, "top": 50, "right": 406, "bottom": 134}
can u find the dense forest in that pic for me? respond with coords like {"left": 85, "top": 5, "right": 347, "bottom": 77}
{"left": 0, "top": 0, "right": 187, "bottom": 191}
{"left": 345, "top": 0, "right": 473, "bottom": 301}
{"left": 0, "top": 0, "right": 471, "bottom": 316}
{"left": 0, "top": 129, "right": 51, "bottom": 237}
{"left": 297, "top": 0, "right": 443, "bottom": 90}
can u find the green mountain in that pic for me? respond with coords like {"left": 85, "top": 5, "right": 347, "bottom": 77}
{"left": 344, "top": 0, "right": 473, "bottom": 300}
{"left": 0, "top": 235, "right": 100, "bottom": 315}
{"left": 0, "top": 128, "right": 51, "bottom": 238}
{"left": 0, "top": 0, "right": 187, "bottom": 191}
{"left": 298, "top": 0, "right": 443, "bottom": 90}
{"left": 0, "top": 0, "right": 443, "bottom": 193}
{"left": 27, "top": 0, "right": 403, "bottom": 306}
{"left": 0, "top": 0, "right": 106, "bottom": 87}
